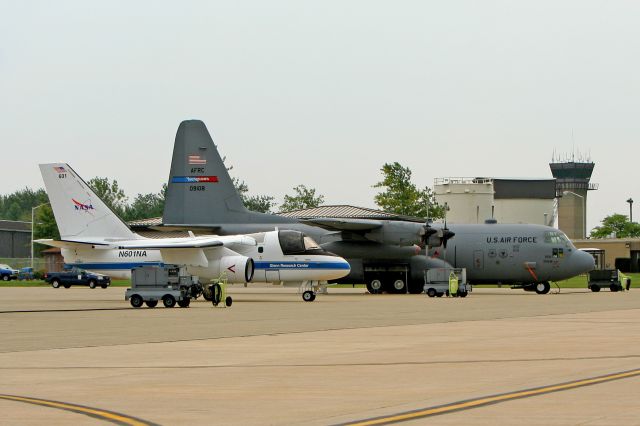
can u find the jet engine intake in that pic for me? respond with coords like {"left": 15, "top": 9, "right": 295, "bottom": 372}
{"left": 212, "top": 256, "right": 254, "bottom": 283}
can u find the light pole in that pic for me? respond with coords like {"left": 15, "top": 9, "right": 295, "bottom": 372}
{"left": 31, "top": 202, "right": 50, "bottom": 270}
{"left": 563, "top": 191, "right": 586, "bottom": 239}
{"left": 627, "top": 198, "right": 634, "bottom": 223}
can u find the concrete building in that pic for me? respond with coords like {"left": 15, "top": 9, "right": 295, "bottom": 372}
{"left": 433, "top": 178, "right": 557, "bottom": 225}
{"left": 573, "top": 238, "right": 640, "bottom": 272}
{"left": 0, "top": 220, "right": 31, "bottom": 258}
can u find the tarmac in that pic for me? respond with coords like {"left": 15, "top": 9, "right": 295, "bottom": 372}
{"left": 1, "top": 285, "right": 639, "bottom": 425}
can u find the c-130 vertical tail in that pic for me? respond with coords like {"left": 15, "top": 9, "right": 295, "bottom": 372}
{"left": 162, "top": 120, "right": 249, "bottom": 226}
{"left": 163, "top": 120, "right": 288, "bottom": 227}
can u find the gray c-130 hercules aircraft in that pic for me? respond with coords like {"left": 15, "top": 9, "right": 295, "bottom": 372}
{"left": 161, "top": 120, "right": 594, "bottom": 295}
{"left": 427, "top": 223, "right": 595, "bottom": 294}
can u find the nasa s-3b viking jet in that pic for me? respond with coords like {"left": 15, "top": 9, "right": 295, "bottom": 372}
{"left": 37, "top": 164, "right": 350, "bottom": 301}
{"left": 160, "top": 120, "right": 594, "bottom": 295}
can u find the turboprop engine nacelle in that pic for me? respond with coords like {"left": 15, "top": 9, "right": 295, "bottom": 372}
{"left": 210, "top": 256, "right": 255, "bottom": 283}
{"left": 364, "top": 221, "right": 424, "bottom": 246}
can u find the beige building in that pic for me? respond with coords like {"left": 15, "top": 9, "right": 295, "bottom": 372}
{"left": 434, "top": 178, "right": 557, "bottom": 225}
{"left": 573, "top": 238, "right": 640, "bottom": 272}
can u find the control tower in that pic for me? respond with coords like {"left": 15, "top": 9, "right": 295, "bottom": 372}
{"left": 550, "top": 154, "right": 598, "bottom": 239}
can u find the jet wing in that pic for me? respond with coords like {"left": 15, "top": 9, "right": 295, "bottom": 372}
{"left": 300, "top": 218, "right": 383, "bottom": 232}
{"left": 115, "top": 238, "right": 229, "bottom": 268}
{"left": 116, "top": 239, "right": 224, "bottom": 250}
{"left": 158, "top": 248, "right": 210, "bottom": 267}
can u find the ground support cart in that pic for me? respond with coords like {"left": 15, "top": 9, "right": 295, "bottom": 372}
{"left": 125, "top": 265, "right": 203, "bottom": 308}
{"left": 588, "top": 269, "right": 631, "bottom": 292}
{"left": 424, "top": 268, "right": 471, "bottom": 298}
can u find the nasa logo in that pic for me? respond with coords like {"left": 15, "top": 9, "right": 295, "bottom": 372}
{"left": 72, "top": 198, "right": 94, "bottom": 211}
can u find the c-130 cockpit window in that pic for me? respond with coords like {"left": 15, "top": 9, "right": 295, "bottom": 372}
{"left": 278, "top": 230, "right": 335, "bottom": 256}
{"left": 544, "top": 231, "right": 571, "bottom": 246}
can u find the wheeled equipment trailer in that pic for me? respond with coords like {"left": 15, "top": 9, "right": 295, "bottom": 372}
{"left": 588, "top": 269, "right": 631, "bottom": 292}
{"left": 424, "top": 268, "right": 470, "bottom": 298}
{"left": 207, "top": 282, "right": 233, "bottom": 307}
{"left": 125, "top": 265, "right": 203, "bottom": 308}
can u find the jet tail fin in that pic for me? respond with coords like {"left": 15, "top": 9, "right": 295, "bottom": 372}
{"left": 162, "top": 120, "right": 249, "bottom": 225}
{"left": 39, "top": 163, "right": 139, "bottom": 241}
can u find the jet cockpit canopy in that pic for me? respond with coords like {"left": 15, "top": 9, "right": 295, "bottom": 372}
{"left": 278, "top": 230, "right": 335, "bottom": 256}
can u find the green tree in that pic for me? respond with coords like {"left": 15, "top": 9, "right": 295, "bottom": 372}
{"left": 33, "top": 204, "right": 59, "bottom": 240}
{"left": 0, "top": 188, "right": 49, "bottom": 221}
{"left": 232, "top": 177, "right": 276, "bottom": 213}
{"left": 373, "top": 162, "right": 444, "bottom": 219}
{"left": 280, "top": 185, "right": 325, "bottom": 212}
{"left": 26, "top": 204, "right": 60, "bottom": 256}
{"left": 88, "top": 177, "right": 128, "bottom": 217}
{"left": 590, "top": 214, "right": 640, "bottom": 238}
{"left": 32, "top": 204, "right": 60, "bottom": 254}
{"left": 124, "top": 184, "right": 167, "bottom": 220}
{"left": 245, "top": 195, "right": 277, "bottom": 213}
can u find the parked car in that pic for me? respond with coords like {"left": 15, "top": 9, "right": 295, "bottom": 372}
{"left": 0, "top": 264, "right": 19, "bottom": 281}
{"left": 44, "top": 268, "right": 111, "bottom": 288}
{"left": 18, "top": 267, "right": 35, "bottom": 280}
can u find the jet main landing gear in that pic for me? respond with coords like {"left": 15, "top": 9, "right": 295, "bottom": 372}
{"left": 535, "top": 282, "right": 551, "bottom": 294}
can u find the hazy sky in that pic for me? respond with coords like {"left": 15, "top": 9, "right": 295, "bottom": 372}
{"left": 1, "top": 1, "right": 639, "bottom": 231}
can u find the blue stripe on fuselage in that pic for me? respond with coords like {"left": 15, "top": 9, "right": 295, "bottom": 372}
{"left": 254, "top": 261, "right": 350, "bottom": 270}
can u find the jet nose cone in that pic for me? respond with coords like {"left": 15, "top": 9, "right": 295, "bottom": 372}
{"left": 332, "top": 258, "right": 351, "bottom": 279}
{"left": 341, "top": 259, "right": 351, "bottom": 273}
{"left": 575, "top": 250, "right": 596, "bottom": 274}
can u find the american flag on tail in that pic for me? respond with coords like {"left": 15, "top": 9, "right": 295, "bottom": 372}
{"left": 188, "top": 154, "right": 207, "bottom": 165}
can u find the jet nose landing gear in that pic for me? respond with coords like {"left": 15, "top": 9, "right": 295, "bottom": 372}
{"left": 299, "top": 281, "right": 326, "bottom": 302}
{"left": 302, "top": 290, "right": 316, "bottom": 302}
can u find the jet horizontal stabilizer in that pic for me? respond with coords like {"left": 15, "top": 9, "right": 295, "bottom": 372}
{"left": 34, "top": 239, "right": 114, "bottom": 249}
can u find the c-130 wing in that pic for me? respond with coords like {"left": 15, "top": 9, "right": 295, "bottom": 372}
{"left": 300, "top": 218, "right": 383, "bottom": 232}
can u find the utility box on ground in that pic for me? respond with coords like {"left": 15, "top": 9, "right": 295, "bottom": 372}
{"left": 125, "top": 265, "right": 202, "bottom": 308}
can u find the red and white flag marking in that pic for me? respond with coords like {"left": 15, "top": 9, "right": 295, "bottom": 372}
{"left": 188, "top": 154, "right": 207, "bottom": 165}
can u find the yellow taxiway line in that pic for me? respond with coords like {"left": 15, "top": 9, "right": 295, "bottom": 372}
{"left": 342, "top": 368, "right": 640, "bottom": 426}
{"left": 0, "top": 394, "right": 157, "bottom": 425}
